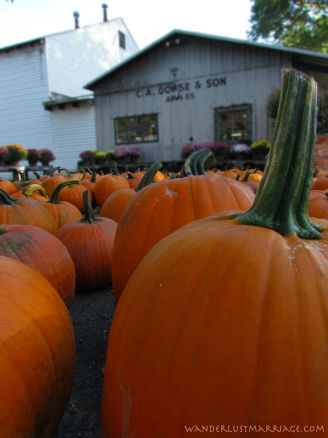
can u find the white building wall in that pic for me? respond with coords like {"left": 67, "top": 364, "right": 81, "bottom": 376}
{"left": 49, "top": 104, "right": 96, "bottom": 169}
{"left": 45, "top": 18, "right": 139, "bottom": 97}
{"left": 0, "top": 43, "right": 53, "bottom": 150}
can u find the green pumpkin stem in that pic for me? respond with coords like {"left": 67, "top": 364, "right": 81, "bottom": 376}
{"left": 81, "top": 190, "right": 98, "bottom": 224}
{"left": 0, "top": 189, "right": 15, "bottom": 205}
{"left": 136, "top": 161, "right": 162, "bottom": 191}
{"left": 16, "top": 181, "right": 31, "bottom": 189}
{"left": 236, "top": 69, "right": 320, "bottom": 239}
{"left": 241, "top": 170, "right": 250, "bottom": 182}
{"left": 48, "top": 179, "right": 80, "bottom": 204}
{"left": 196, "top": 149, "right": 213, "bottom": 174}
{"left": 111, "top": 162, "right": 119, "bottom": 175}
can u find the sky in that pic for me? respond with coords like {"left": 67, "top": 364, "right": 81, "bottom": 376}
{"left": 0, "top": 0, "right": 254, "bottom": 50}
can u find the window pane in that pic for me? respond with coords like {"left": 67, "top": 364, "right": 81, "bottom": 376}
{"left": 115, "top": 114, "right": 158, "bottom": 144}
{"left": 215, "top": 105, "right": 251, "bottom": 143}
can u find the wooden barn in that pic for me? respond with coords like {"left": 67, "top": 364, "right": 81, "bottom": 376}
{"left": 85, "top": 29, "right": 328, "bottom": 163}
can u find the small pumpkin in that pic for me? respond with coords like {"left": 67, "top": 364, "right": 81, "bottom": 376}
{"left": 44, "top": 180, "right": 83, "bottom": 228}
{"left": 58, "top": 179, "right": 92, "bottom": 212}
{"left": 56, "top": 190, "right": 117, "bottom": 292}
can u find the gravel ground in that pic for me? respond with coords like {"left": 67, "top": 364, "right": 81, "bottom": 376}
{"left": 54, "top": 286, "right": 116, "bottom": 438}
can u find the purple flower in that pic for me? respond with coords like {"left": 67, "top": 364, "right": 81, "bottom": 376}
{"left": 129, "top": 148, "right": 141, "bottom": 157}
{"left": 80, "top": 150, "right": 94, "bottom": 160}
{"left": 181, "top": 143, "right": 204, "bottom": 158}
{"left": 114, "top": 146, "right": 141, "bottom": 158}
{"left": 231, "top": 144, "right": 251, "bottom": 153}
{"left": 209, "top": 142, "right": 230, "bottom": 150}
{"left": 0, "top": 147, "right": 8, "bottom": 159}
{"left": 39, "top": 148, "right": 56, "bottom": 162}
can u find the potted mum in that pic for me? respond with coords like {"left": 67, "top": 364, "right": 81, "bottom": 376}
{"left": 94, "top": 151, "right": 107, "bottom": 165}
{"left": 79, "top": 150, "right": 95, "bottom": 166}
{"left": 39, "top": 148, "right": 56, "bottom": 166}
{"left": 105, "top": 150, "right": 115, "bottom": 164}
{"left": 5, "top": 144, "right": 27, "bottom": 165}
{"left": 114, "top": 146, "right": 141, "bottom": 163}
{"left": 250, "top": 139, "right": 271, "bottom": 160}
{"left": 181, "top": 143, "right": 204, "bottom": 159}
{"left": 228, "top": 143, "right": 252, "bottom": 160}
{"left": 26, "top": 149, "right": 41, "bottom": 166}
{"left": 207, "top": 142, "right": 231, "bottom": 160}
{"left": 0, "top": 147, "right": 8, "bottom": 166}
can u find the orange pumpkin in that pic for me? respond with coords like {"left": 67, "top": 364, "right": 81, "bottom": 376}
{"left": 99, "top": 187, "right": 135, "bottom": 223}
{"left": 312, "top": 177, "right": 328, "bottom": 191}
{"left": 0, "top": 224, "right": 75, "bottom": 305}
{"left": 0, "top": 255, "right": 75, "bottom": 437}
{"left": 112, "top": 173, "right": 255, "bottom": 299}
{"left": 103, "top": 70, "right": 328, "bottom": 436}
{"left": 58, "top": 179, "right": 92, "bottom": 212}
{"left": 93, "top": 174, "right": 130, "bottom": 206}
{"left": 56, "top": 191, "right": 117, "bottom": 292}
{"left": 44, "top": 180, "right": 83, "bottom": 228}
{"left": 308, "top": 190, "right": 328, "bottom": 219}
{"left": 41, "top": 173, "right": 66, "bottom": 197}
{"left": 0, "top": 189, "right": 58, "bottom": 233}
{"left": 0, "top": 179, "right": 16, "bottom": 194}
{"left": 100, "top": 162, "right": 162, "bottom": 223}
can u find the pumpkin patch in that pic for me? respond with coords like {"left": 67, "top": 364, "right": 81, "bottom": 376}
{"left": 1, "top": 68, "right": 328, "bottom": 437}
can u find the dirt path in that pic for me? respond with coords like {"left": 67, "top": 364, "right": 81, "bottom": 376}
{"left": 54, "top": 287, "right": 116, "bottom": 438}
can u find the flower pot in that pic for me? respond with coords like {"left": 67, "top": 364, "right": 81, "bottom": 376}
{"left": 28, "top": 159, "right": 39, "bottom": 167}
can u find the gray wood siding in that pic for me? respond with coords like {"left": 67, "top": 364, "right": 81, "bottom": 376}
{"left": 94, "top": 37, "right": 293, "bottom": 162}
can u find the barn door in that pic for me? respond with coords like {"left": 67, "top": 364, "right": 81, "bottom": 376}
{"left": 214, "top": 104, "right": 252, "bottom": 144}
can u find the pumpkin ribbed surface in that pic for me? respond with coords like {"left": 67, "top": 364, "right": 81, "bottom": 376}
{"left": 103, "top": 215, "right": 328, "bottom": 437}
{"left": 0, "top": 256, "right": 75, "bottom": 437}
{"left": 0, "top": 224, "right": 75, "bottom": 305}
{"left": 112, "top": 174, "right": 255, "bottom": 299}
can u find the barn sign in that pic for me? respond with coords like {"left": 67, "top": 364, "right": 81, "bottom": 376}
{"left": 136, "top": 76, "right": 227, "bottom": 102}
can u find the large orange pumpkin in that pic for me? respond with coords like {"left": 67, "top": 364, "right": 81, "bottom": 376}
{"left": 0, "top": 255, "right": 75, "bottom": 437}
{"left": 103, "top": 71, "right": 328, "bottom": 436}
{"left": 112, "top": 173, "right": 255, "bottom": 299}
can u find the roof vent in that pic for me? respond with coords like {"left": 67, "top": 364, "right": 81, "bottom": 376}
{"left": 102, "top": 3, "right": 108, "bottom": 22}
{"left": 73, "top": 11, "right": 80, "bottom": 29}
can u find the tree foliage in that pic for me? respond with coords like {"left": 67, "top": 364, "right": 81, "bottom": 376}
{"left": 248, "top": 0, "right": 328, "bottom": 53}
{"left": 267, "top": 87, "right": 328, "bottom": 134}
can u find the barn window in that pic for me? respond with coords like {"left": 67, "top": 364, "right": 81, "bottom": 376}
{"left": 114, "top": 114, "right": 159, "bottom": 144}
{"left": 118, "top": 31, "right": 126, "bottom": 49}
{"left": 214, "top": 104, "right": 252, "bottom": 144}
